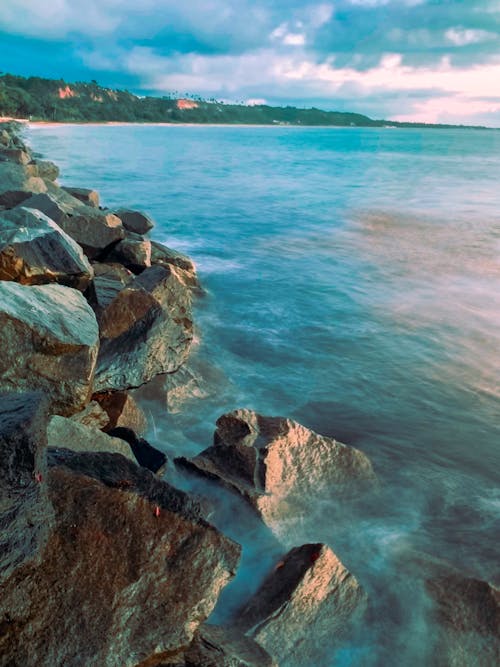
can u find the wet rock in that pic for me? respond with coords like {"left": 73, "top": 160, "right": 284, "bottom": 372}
{"left": 426, "top": 573, "right": 500, "bottom": 666}
{"left": 35, "top": 160, "right": 59, "bottom": 181}
{"left": 0, "top": 391, "right": 54, "bottom": 584}
{"left": 151, "top": 240, "right": 200, "bottom": 290}
{"left": 0, "top": 281, "right": 99, "bottom": 416}
{"left": 92, "top": 264, "right": 193, "bottom": 393}
{"left": 234, "top": 543, "right": 367, "bottom": 667}
{"left": 163, "top": 365, "right": 211, "bottom": 414}
{"left": 48, "top": 416, "right": 136, "bottom": 462}
{"left": 62, "top": 186, "right": 99, "bottom": 208}
{"left": 0, "top": 160, "right": 47, "bottom": 207}
{"left": 20, "top": 190, "right": 124, "bottom": 259}
{"left": 107, "top": 427, "right": 167, "bottom": 474}
{"left": 106, "top": 231, "right": 152, "bottom": 273}
{"left": 70, "top": 400, "right": 110, "bottom": 429}
{"left": 177, "top": 409, "right": 375, "bottom": 529}
{"left": 115, "top": 208, "right": 154, "bottom": 234}
{"left": 0, "top": 206, "right": 93, "bottom": 290}
{"left": 94, "top": 390, "right": 147, "bottom": 434}
{"left": 0, "top": 449, "right": 241, "bottom": 667}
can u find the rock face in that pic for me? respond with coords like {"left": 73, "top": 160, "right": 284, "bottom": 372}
{"left": 151, "top": 240, "right": 200, "bottom": 290}
{"left": 426, "top": 574, "right": 500, "bottom": 666}
{"left": 47, "top": 416, "right": 136, "bottom": 462}
{"left": 70, "top": 400, "right": 110, "bottom": 430}
{"left": 20, "top": 191, "right": 124, "bottom": 259}
{"left": 107, "top": 231, "right": 152, "bottom": 273}
{"left": 0, "top": 161, "right": 47, "bottom": 207}
{"left": 92, "top": 263, "right": 193, "bottom": 392}
{"left": 235, "top": 543, "right": 367, "bottom": 667}
{"left": 94, "top": 390, "right": 147, "bottom": 434}
{"left": 0, "top": 206, "right": 93, "bottom": 289}
{"left": 34, "top": 160, "right": 59, "bottom": 181}
{"left": 0, "top": 449, "right": 241, "bottom": 667}
{"left": 115, "top": 208, "right": 154, "bottom": 234}
{"left": 177, "top": 410, "right": 375, "bottom": 528}
{"left": 62, "top": 186, "right": 99, "bottom": 208}
{"left": 0, "top": 281, "right": 99, "bottom": 416}
{"left": 0, "top": 392, "right": 53, "bottom": 585}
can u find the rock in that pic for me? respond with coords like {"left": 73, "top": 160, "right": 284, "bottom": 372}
{"left": 0, "top": 160, "right": 47, "bottom": 207}
{"left": 151, "top": 240, "right": 200, "bottom": 290}
{"left": 234, "top": 543, "right": 367, "bottom": 667}
{"left": 0, "top": 206, "right": 93, "bottom": 290}
{"left": 0, "top": 129, "right": 11, "bottom": 146}
{"left": 0, "top": 148, "right": 32, "bottom": 165}
{"left": 94, "top": 390, "right": 147, "bottom": 434}
{"left": 163, "top": 365, "right": 211, "bottom": 414}
{"left": 0, "top": 391, "right": 54, "bottom": 585}
{"left": 107, "top": 427, "right": 167, "bottom": 474}
{"left": 0, "top": 281, "right": 99, "bottom": 416}
{"left": 115, "top": 208, "right": 154, "bottom": 234}
{"left": 35, "top": 160, "right": 59, "bottom": 181}
{"left": 177, "top": 410, "right": 375, "bottom": 529}
{"left": 426, "top": 573, "right": 500, "bottom": 666}
{"left": 70, "top": 400, "right": 110, "bottom": 429}
{"left": 62, "top": 186, "right": 100, "bottom": 208}
{"left": 92, "top": 264, "right": 193, "bottom": 393}
{"left": 20, "top": 190, "right": 124, "bottom": 259}
{"left": 48, "top": 416, "right": 136, "bottom": 462}
{"left": 106, "top": 231, "right": 152, "bottom": 273}
{"left": 0, "top": 449, "right": 241, "bottom": 667}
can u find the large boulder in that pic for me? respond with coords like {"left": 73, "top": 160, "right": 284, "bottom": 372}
{"left": 151, "top": 240, "right": 200, "bottom": 290}
{"left": 34, "top": 160, "right": 59, "bottom": 181}
{"left": 0, "top": 391, "right": 54, "bottom": 585}
{"left": 92, "top": 264, "right": 193, "bottom": 393}
{"left": 94, "top": 390, "right": 147, "bottom": 434}
{"left": 177, "top": 410, "right": 375, "bottom": 529}
{"left": 20, "top": 190, "right": 124, "bottom": 259}
{"left": 0, "top": 147, "right": 32, "bottom": 165}
{"left": 114, "top": 208, "right": 154, "bottom": 234}
{"left": 426, "top": 573, "right": 500, "bottom": 666}
{"left": 0, "top": 449, "right": 241, "bottom": 667}
{"left": 70, "top": 400, "right": 110, "bottom": 429}
{"left": 106, "top": 231, "right": 152, "bottom": 273}
{"left": 0, "top": 206, "right": 93, "bottom": 290}
{"left": 234, "top": 543, "right": 367, "bottom": 667}
{"left": 47, "top": 416, "right": 136, "bottom": 462}
{"left": 62, "top": 186, "right": 99, "bottom": 208}
{"left": 0, "top": 281, "right": 99, "bottom": 416}
{"left": 0, "top": 161, "right": 47, "bottom": 207}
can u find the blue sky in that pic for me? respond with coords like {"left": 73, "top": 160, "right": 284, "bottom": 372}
{"left": 1, "top": 0, "right": 500, "bottom": 125}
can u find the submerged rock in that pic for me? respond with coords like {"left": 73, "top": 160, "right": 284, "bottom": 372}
{"left": 234, "top": 543, "right": 367, "bottom": 667}
{"left": 0, "top": 281, "right": 99, "bottom": 416}
{"left": 0, "top": 206, "right": 93, "bottom": 289}
{"left": 0, "top": 449, "right": 241, "bottom": 667}
{"left": 177, "top": 409, "right": 375, "bottom": 529}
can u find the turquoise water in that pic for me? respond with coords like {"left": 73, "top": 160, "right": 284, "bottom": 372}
{"left": 29, "top": 125, "right": 500, "bottom": 665}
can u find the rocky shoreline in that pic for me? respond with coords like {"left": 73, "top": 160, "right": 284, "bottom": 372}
{"left": 0, "top": 121, "right": 498, "bottom": 666}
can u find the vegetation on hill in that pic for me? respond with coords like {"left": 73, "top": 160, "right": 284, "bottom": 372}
{"left": 0, "top": 73, "right": 488, "bottom": 129}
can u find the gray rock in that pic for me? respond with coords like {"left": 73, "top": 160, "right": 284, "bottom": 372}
{"left": 70, "top": 400, "right": 110, "bottom": 429}
{"left": 47, "top": 416, "right": 136, "bottom": 462}
{"left": 0, "top": 148, "right": 32, "bottom": 165}
{"left": 151, "top": 240, "right": 200, "bottom": 290}
{"left": 0, "top": 160, "right": 47, "bottom": 207}
{"left": 0, "top": 282, "right": 99, "bottom": 416}
{"left": 106, "top": 231, "right": 152, "bottom": 273}
{"left": 35, "top": 160, "right": 59, "bottom": 181}
{"left": 62, "top": 186, "right": 99, "bottom": 208}
{"left": 235, "top": 543, "right": 367, "bottom": 667}
{"left": 94, "top": 390, "right": 147, "bottom": 434}
{"left": 177, "top": 410, "right": 375, "bottom": 531}
{"left": 114, "top": 208, "right": 154, "bottom": 234}
{"left": 0, "top": 206, "right": 93, "bottom": 290}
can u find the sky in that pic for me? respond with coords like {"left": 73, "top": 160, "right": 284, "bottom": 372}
{"left": 1, "top": 0, "right": 500, "bottom": 125}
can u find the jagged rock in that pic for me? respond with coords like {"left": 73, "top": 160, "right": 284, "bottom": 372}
{"left": 0, "top": 281, "right": 99, "bottom": 416}
{"left": 151, "top": 240, "right": 200, "bottom": 290}
{"left": 20, "top": 190, "right": 124, "bottom": 259}
{"left": 94, "top": 390, "right": 147, "bottom": 434}
{"left": 0, "top": 160, "right": 47, "bottom": 207}
{"left": 0, "top": 449, "right": 240, "bottom": 667}
{"left": 0, "top": 147, "right": 32, "bottom": 165}
{"left": 115, "top": 208, "right": 154, "bottom": 234}
{"left": 0, "top": 129, "right": 10, "bottom": 146}
{"left": 62, "top": 186, "right": 100, "bottom": 207}
{"left": 35, "top": 160, "right": 59, "bottom": 181}
{"left": 177, "top": 410, "right": 375, "bottom": 529}
{"left": 0, "top": 391, "right": 54, "bottom": 585}
{"left": 92, "top": 263, "right": 193, "bottom": 393}
{"left": 426, "top": 573, "right": 500, "bottom": 666}
{"left": 106, "top": 231, "right": 152, "bottom": 273}
{"left": 107, "top": 427, "right": 166, "bottom": 474}
{"left": 0, "top": 206, "right": 93, "bottom": 290}
{"left": 48, "top": 416, "right": 136, "bottom": 462}
{"left": 70, "top": 400, "right": 110, "bottom": 429}
{"left": 234, "top": 543, "right": 367, "bottom": 667}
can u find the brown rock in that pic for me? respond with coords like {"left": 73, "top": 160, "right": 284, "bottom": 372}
{"left": 151, "top": 240, "right": 200, "bottom": 290}
{"left": 70, "top": 400, "right": 110, "bottom": 429}
{"left": 235, "top": 543, "right": 367, "bottom": 667}
{"left": 62, "top": 186, "right": 100, "bottom": 208}
{"left": 177, "top": 410, "right": 375, "bottom": 530}
{"left": 94, "top": 390, "right": 147, "bottom": 434}
{"left": 106, "top": 231, "right": 152, "bottom": 273}
{"left": 115, "top": 208, "right": 154, "bottom": 234}
{"left": 0, "top": 206, "right": 93, "bottom": 290}
{"left": 0, "top": 449, "right": 241, "bottom": 667}
{"left": 0, "top": 281, "right": 99, "bottom": 416}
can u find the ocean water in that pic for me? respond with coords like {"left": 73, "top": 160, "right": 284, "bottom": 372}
{"left": 28, "top": 124, "right": 500, "bottom": 665}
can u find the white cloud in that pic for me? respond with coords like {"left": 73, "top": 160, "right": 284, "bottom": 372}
{"left": 445, "top": 27, "right": 497, "bottom": 47}
{"left": 283, "top": 33, "right": 306, "bottom": 46}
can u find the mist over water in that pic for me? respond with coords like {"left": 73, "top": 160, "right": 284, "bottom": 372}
{"left": 29, "top": 125, "right": 500, "bottom": 665}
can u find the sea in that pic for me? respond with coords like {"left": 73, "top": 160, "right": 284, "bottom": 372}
{"left": 28, "top": 124, "right": 500, "bottom": 666}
